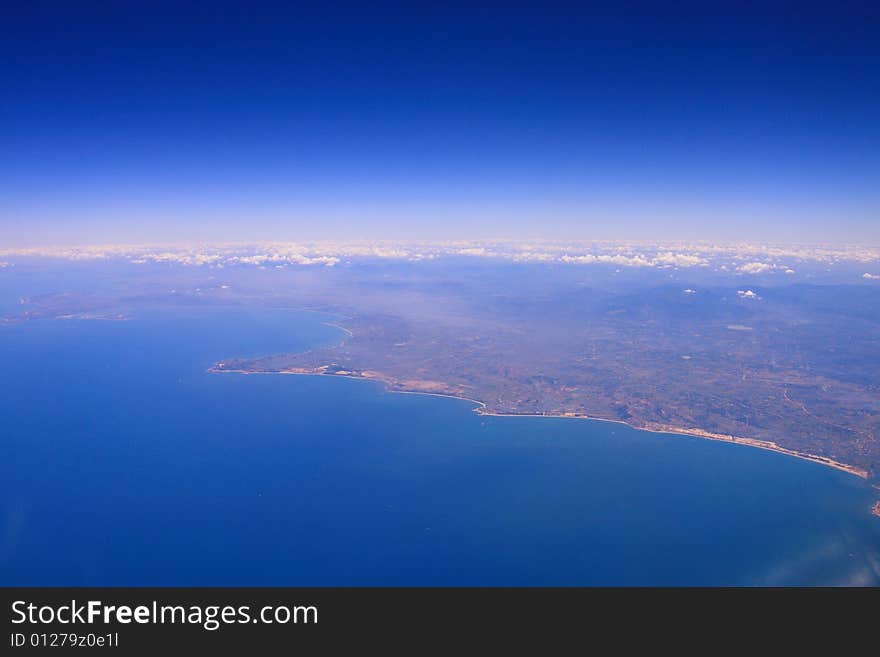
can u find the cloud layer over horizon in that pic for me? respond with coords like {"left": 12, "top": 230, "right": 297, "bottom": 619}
{"left": 2, "top": 241, "right": 878, "bottom": 279}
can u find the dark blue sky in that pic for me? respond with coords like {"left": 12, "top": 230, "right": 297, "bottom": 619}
{"left": 2, "top": 1, "right": 878, "bottom": 245}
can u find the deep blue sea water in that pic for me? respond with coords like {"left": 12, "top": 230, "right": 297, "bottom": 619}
{"left": 1, "top": 305, "right": 879, "bottom": 585}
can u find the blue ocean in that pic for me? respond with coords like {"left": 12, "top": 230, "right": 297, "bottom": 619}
{"left": 1, "top": 303, "right": 879, "bottom": 585}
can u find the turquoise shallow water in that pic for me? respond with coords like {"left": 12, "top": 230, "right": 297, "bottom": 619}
{"left": 1, "top": 305, "right": 879, "bottom": 585}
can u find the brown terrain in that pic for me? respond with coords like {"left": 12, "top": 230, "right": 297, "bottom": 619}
{"left": 204, "top": 268, "right": 880, "bottom": 486}
{"left": 9, "top": 262, "right": 880, "bottom": 493}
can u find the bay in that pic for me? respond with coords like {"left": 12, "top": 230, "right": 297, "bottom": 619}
{"left": 1, "top": 306, "right": 878, "bottom": 585}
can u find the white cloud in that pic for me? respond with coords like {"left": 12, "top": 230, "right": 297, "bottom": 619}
{"left": 512, "top": 251, "right": 555, "bottom": 262}
{"left": 737, "top": 289, "right": 761, "bottom": 300}
{"left": 652, "top": 252, "right": 707, "bottom": 267}
{"left": 1, "top": 241, "right": 878, "bottom": 272}
{"left": 683, "top": 289, "right": 696, "bottom": 294}
{"left": 738, "top": 262, "right": 774, "bottom": 274}
{"left": 863, "top": 273, "right": 880, "bottom": 280}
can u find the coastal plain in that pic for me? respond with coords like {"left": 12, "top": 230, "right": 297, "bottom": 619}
{"left": 206, "top": 263, "right": 880, "bottom": 491}
{"left": 6, "top": 255, "right": 880, "bottom": 507}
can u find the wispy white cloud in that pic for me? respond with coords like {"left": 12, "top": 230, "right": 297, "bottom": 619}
{"left": 652, "top": 252, "right": 707, "bottom": 267}
{"left": 737, "top": 261, "right": 774, "bottom": 274}
{"left": 0, "top": 241, "right": 877, "bottom": 271}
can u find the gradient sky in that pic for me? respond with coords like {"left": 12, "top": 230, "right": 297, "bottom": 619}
{"left": 2, "top": 1, "right": 879, "bottom": 245}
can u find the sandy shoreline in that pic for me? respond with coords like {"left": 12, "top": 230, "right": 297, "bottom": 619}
{"left": 476, "top": 409, "right": 869, "bottom": 479}
{"left": 209, "top": 365, "right": 877, "bottom": 512}
{"left": 322, "top": 322, "right": 353, "bottom": 337}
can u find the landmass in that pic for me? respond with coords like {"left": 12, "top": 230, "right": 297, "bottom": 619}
{"left": 202, "top": 267, "right": 880, "bottom": 515}
{"left": 6, "top": 254, "right": 879, "bottom": 512}
{"left": 210, "top": 361, "right": 870, "bottom": 480}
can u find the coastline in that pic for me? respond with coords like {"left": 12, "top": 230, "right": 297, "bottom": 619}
{"left": 209, "top": 365, "right": 878, "bottom": 512}
{"left": 476, "top": 409, "right": 869, "bottom": 479}
{"left": 322, "top": 322, "right": 354, "bottom": 338}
